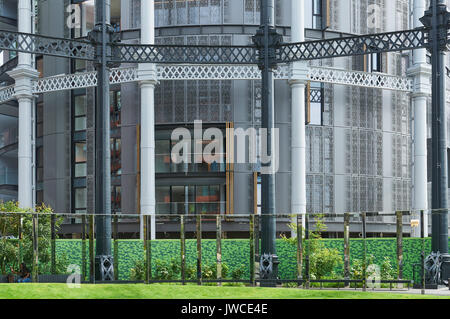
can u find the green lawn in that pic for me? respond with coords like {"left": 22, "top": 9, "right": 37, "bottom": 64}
{"left": 0, "top": 283, "right": 448, "bottom": 299}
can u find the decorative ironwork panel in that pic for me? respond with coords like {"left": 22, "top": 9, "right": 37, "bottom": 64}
{"left": 279, "top": 28, "right": 427, "bottom": 62}
{"left": 0, "top": 85, "right": 15, "bottom": 104}
{"left": 34, "top": 71, "right": 97, "bottom": 93}
{"left": 308, "top": 66, "right": 413, "bottom": 92}
{"left": 7, "top": 64, "right": 413, "bottom": 96}
{"left": 114, "top": 44, "right": 258, "bottom": 64}
{"left": 0, "top": 30, "right": 95, "bottom": 60}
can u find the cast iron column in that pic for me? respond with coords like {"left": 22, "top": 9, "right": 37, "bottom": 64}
{"left": 421, "top": 0, "right": 450, "bottom": 285}
{"left": 253, "top": 0, "right": 282, "bottom": 287}
{"left": 90, "top": 0, "right": 114, "bottom": 281}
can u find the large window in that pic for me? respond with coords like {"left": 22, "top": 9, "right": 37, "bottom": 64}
{"left": 72, "top": 0, "right": 95, "bottom": 38}
{"left": 156, "top": 0, "right": 222, "bottom": 26}
{"left": 156, "top": 184, "right": 224, "bottom": 215}
{"left": 156, "top": 129, "right": 225, "bottom": 174}
{"left": 312, "top": 0, "right": 323, "bottom": 29}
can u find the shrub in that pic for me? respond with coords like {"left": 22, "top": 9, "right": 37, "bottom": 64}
{"left": 130, "top": 259, "right": 145, "bottom": 281}
{"left": 129, "top": 258, "right": 232, "bottom": 282}
{"left": 0, "top": 202, "right": 66, "bottom": 275}
{"left": 283, "top": 213, "right": 342, "bottom": 280}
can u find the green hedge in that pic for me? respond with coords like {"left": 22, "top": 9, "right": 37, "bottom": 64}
{"left": 55, "top": 238, "right": 433, "bottom": 281}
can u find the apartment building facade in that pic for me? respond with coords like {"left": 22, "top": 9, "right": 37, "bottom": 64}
{"left": 0, "top": 0, "right": 444, "bottom": 238}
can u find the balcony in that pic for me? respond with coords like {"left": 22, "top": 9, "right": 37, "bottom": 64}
{"left": 0, "top": 166, "right": 17, "bottom": 185}
{"left": 156, "top": 153, "right": 226, "bottom": 174}
{"left": 156, "top": 201, "right": 226, "bottom": 216}
{"left": 0, "top": 125, "right": 17, "bottom": 150}
{"left": 0, "top": 0, "right": 17, "bottom": 30}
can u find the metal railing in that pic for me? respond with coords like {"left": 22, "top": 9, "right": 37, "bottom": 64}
{"left": 0, "top": 210, "right": 431, "bottom": 290}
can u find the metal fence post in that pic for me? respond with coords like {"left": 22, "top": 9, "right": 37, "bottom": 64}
{"left": 81, "top": 215, "right": 87, "bottom": 281}
{"left": 113, "top": 214, "right": 119, "bottom": 281}
{"left": 344, "top": 212, "right": 350, "bottom": 287}
{"left": 145, "top": 215, "right": 152, "bottom": 284}
{"left": 197, "top": 215, "right": 202, "bottom": 285}
{"left": 217, "top": 215, "right": 223, "bottom": 286}
{"left": 180, "top": 215, "right": 186, "bottom": 285}
{"left": 89, "top": 214, "right": 95, "bottom": 283}
{"left": 18, "top": 214, "right": 23, "bottom": 265}
{"left": 32, "top": 214, "right": 38, "bottom": 283}
{"left": 362, "top": 212, "right": 367, "bottom": 292}
{"left": 396, "top": 211, "right": 403, "bottom": 282}
{"left": 296, "top": 214, "right": 303, "bottom": 287}
{"left": 305, "top": 214, "right": 310, "bottom": 289}
{"left": 421, "top": 210, "right": 426, "bottom": 294}
{"left": 249, "top": 214, "right": 255, "bottom": 286}
{"left": 51, "top": 214, "right": 56, "bottom": 275}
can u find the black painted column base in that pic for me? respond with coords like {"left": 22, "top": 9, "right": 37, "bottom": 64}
{"left": 95, "top": 255, "right": 114, "bottom": 281}
{"left": 259, "top": 254, "right": 279, "bottom": 287}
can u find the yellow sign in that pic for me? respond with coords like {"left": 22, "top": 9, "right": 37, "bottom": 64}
{"left": 410, "top": 219, "right": 420, "bottom": 228}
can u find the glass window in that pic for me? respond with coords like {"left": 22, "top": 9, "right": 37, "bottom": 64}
{"left": 156, "top": 140, "right": 171, "bottom": 173}
{"left": 74, "top": 95, "right": 87, "bottom": 131}
{"left": 74, "top": 188, "right": 87, "bottom": 210}
{"left": 312, "top": 0, "right": 323, "bottom": 29}
{"left": 37, "top": 102, "right": 44, "bottom": 138}
{"left": 75, "top": 163, "right": 87, "bottom": 178}
{"left": 370, "top": 53, "right": 382, "bottom": 72}
{"left": 111, "top": 185, "right": 121, "bottom": 213}
{"left": 75, "top": 143, "right": 87, "bottom": 163}
{"left": 74, "top": 96, "right": 86, "bottom": 116}
{"left": 188, "top": 0, "right": 199, "bottom": 24}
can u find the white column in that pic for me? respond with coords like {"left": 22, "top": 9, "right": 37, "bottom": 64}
{"left": 139, "top": 0, "right": 157, "bottom": 240}
{"left": 8, "top": 0, "right": 39, "bottom": 209}
{"left": 289, "top": 0, "right": 308, "bottom": 237}
{"left": 407, "top": 0, "right": 430, "bottom": 237}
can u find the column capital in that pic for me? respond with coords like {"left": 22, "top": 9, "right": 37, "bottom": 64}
{"left": 406, "top": 63, "right": 432, "bottom": 97}
{"left": 289, "top": 61, "right": 309, "bottom": 86}
{"left": 8, "top": 66, "right": 39, "bottom": 100}
{"left": 138, "top": 63, "right": 158, "bottom": 85}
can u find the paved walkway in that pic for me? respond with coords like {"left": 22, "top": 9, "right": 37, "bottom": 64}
{"left": 308, "top": 287, "right": 450, "bottom": 296}
{"left": 370, "top": 287, "right": 450, "bottom": 296}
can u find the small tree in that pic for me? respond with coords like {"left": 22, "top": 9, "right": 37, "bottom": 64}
{"left": 282, "top": 214, "right": 343, "bottom": 280}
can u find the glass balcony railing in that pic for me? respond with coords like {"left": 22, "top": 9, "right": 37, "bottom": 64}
{"left": 0, "top": 167, "right": 18, "bottom": 185}
{"left": 0, "top": 126, "right": 18, "bottom": 149}
{"left": 156, "top": 153, "right": 226, "bottom": 173}
{"left": 156, "top": 202, "right": 226, "bottom": 216}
